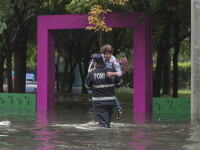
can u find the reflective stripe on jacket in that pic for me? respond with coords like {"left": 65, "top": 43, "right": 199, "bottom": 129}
{"left": 85, "top": 65, "right": 122, "bottom": 106}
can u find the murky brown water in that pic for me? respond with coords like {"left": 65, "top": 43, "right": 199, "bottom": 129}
{"left": 0, "top": 101, "right": 199, "bottom": 150}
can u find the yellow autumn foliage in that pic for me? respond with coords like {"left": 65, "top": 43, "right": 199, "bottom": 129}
{"left": 86, "top": 0, "right": 128, "bottom": 32}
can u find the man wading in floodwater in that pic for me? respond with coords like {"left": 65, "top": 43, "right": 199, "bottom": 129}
{"left": 85, "top": 54, "right": 122, "bottom": 128}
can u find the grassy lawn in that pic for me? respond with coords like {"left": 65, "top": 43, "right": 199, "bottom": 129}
{"left": 115, "top": 88, "right": 191, "bottom": 103}
{"left": 178, "top": 90, "right": 191, "bottom": 98}
{"left": 62, "top": 89, "right": 191, "bottom": 103}
{"left": 116, "top": 88, "right": 132, "bottom": 103}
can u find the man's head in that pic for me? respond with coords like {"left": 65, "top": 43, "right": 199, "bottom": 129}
{"left": 91, "top": 54, "right": 104, "bottom": 67}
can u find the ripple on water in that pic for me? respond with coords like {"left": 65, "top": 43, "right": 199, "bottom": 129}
{"left": 0, "top": 135, "right": 8, "bottom": 137}
{"left": 53, "top": 121, "right": 137, "bottom": 130}
{"left": 0, "top": 121, "right": 11, "bottom": 126}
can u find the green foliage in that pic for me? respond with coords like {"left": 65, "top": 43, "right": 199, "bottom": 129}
{"left": 42, "top": 0, "right": 63, "bottom": 11}
{"left": 153, "top": 61, "right": 191, "bottom": 90}
{"left": 0, "top": 22, "right": 6, "bottom": 34}
{"left": 179, "top": 38, "right": 191, "bottom": 61}
{"left": 0, "top": 0, "right": 9, "bottom": 34}
{"left": 0, "top": 0, "right": 191, "bottom": 94}
{"left": 26, "top": 44, "right": 36, "bottom": 68}
{"left": 177, "top": 62, "right": 191, "bottom": 89}
{"left": 65, "top": 0, "right": 95, "bottom": 13}
{"left": 66, "top": 0, "right": 128, "bottom": 32}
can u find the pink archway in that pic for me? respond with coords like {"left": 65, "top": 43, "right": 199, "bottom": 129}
{"left": 37, "top": 12, "right": 153, "bottom": 113}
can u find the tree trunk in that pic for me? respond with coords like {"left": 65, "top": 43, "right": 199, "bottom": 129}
{"left": 67, "top": 48, "right": 74, "bottom": 93}
{"left": 61, "top": 58, "right": 69, "bottom": 92}
{"left": 14, "top": 44, "right": 26, "bottom": 93}
{"left": 77, "top": 60, "right": 87, "bottom": 94}
{"left": 81, "top": 59, "right": 89, "bottom": 94}
{"left": 0, "top": 55, "right": 5, "bottom": 92}
{"left": 154, "top": 12, "right": 172, "bottom": 97}
{"left": 172, "top": 20, "right": 180, "bottom": 98}
{"left": 6, "top": 53, "right": 13, "bottom": 93}
{"left": 67, "top": 62, "right": 77, "bottom": 93}
{"left": 74, "top": 45, "right": 88, "bottom": 94}
{"left": 99, "top": 30, "right": 103, "bottom": 48}
{"left": 162, "top": 50, "right": 171, "bottom": 96}
{"left": 13, "top": 21, "right": 32, "bottom": 93}
{"left": 56, "top": 56, "right": 60, "bottom": 92}
{"left": 154, "top": 49, "right": 163, "bottom": 97}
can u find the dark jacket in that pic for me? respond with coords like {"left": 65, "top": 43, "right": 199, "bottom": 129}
{"left": 85, "top": 64, "right": 123, "bottom": 106}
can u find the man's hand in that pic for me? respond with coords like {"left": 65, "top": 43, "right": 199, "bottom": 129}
{"left": 88, "top": 69, "right": 93, "bottom": 73}
{"left": 106, "top": 72, "right": 114, "bottom": 77}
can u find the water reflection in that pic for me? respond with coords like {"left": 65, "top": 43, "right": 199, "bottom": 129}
{"left": 131, "top": 113, "right": 155, "bottom": 150}
{"left": 128, "top": 130, "right": 158, "bottom": 150}
{"left": 0, "top": 102, "right": 200, "bottom": 150}
{"left": 131, "top": 112, "right": 192, "bottom": 150}
{"left": 184, "top": 123, "right": 200, "bottom": 149}
{"left": 133, "top": 113, "right": 152, "bottom": 124}
{"left": 33, "top": 110, "right": 57, "bottom": 150}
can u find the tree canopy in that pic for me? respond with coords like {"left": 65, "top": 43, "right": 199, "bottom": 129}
{"left": 0, "top": 0, "right": 191, "bottom": 97}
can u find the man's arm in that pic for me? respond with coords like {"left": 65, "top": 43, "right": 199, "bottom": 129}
{"left": 113, "top": 61, "right": 122, "bottom": 77}
{"left": 85, "top": 73, "right": 93, "bottom": 90}
{"left": 106, "top": 61, "right": 122, "bottom": 77}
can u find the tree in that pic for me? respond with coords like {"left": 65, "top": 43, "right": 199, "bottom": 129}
{"left": 0, "top": 0, "right": 10, "bottom": 92}
{"left": 152, "top": 0, "right": 190, "bottom": 97}
{"left": 0, "top": 0, "right": 56, "bottom": 93}
{"left": 0, "top": 0, "right": 190, "bottom": 97}
{"left": 171, "top": 0, "right": 190, "bottom": 97}
{"left": 56, "top": 29, "right": 100, "bottom": 93}
{"left": 0, "top": 39, "right": 5, "bottom": 92}
{"left": 0, "top": 1, "right": 37, "bottom": 92}
{"left": 66, "top": 0, "right": 129, "bottom": 47}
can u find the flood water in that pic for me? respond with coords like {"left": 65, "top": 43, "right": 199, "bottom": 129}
{"left": 0, "top": 101, "right": 199, "bottom": 150}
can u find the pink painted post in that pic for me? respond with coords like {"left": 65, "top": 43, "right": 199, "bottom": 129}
{"left": 37, "top": 18, "right": 55, "bottom": 109}
{"left": 33, "top": 110, "right": 57, "bottom": 149}
{"left": 37, "top": 18, "right": 49, "bottom": 109}
{"left": 49, "top": 32, "right": 55, "bottom": 109}
{"left": 133, "top": 14, "right": 153, "bottom": 114}
{"left": 147, "top": 14, "right": 153, "bottom": 113}
{"left": 37, "top": 13, "right": 153, "bottom": 114}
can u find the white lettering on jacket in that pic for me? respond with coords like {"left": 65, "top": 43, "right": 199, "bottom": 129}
{"left": 94, "top": 73, "right": 106, "bottom": 80}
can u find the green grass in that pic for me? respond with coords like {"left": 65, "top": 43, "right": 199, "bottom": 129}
{"left": 115, "top": 89, "right": 191, "bottom": 103}
{"left": 69, "top": 89, "right": 191, "bottom": 103}
{"left": 178, "top": 90, "right": 191, "bottom": 98}
{"left": 116, "top": 88, "right": 133, "bottom": 103}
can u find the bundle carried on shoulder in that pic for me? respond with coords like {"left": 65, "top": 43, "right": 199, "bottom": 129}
{"left": 112, "top": 57, "right": 130, "bottom": 75}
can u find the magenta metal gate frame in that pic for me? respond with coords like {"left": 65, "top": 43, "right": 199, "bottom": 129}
{"left": 37, "top": 12, "right": 153, "bottom": 113}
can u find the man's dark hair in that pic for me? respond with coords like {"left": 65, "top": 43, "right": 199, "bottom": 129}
{"left": 95, "top": 57, "right": 104, "bottom": 65}
{"left": 91, "top": 54, "right": 104, "bottom": 65}
{"left": 100, "top": 44, "right": 114, "bottom": 54}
